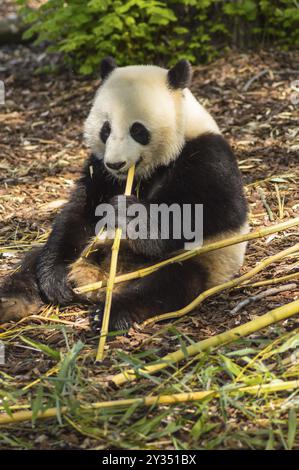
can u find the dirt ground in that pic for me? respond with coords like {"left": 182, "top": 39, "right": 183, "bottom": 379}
{"left": 0, "top": 21, "right": 298, "bottom": 449}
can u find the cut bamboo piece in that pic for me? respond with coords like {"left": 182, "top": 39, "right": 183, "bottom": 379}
{"left": 112, "top": 298, "right": 299, "bottom": 385}
{"left": 95, "top": 164, "right": 135, "bottom": 362}
{"left": 1, "top": 379, "right": 298, "bottom": 425}
{"left": 75, "top": 217, "right": 299, "bottom": 295}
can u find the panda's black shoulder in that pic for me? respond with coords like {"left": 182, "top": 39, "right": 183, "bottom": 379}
{"left": 170, "top": 132, "right": 248, "bottom": 235}
{"left": 179, "top": 133, "right": 238, "bottom": 169}
{"left": 176, "top": 132, "right": 245, "bottom": 191}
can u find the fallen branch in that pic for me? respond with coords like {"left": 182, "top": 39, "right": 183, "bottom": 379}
{"left": 96, "top": 165, "right": 135, "bottom": 362}
{"left": 75, "top": 217, "right": 299, "bottom": 295}
{"left": 257, "top": 187, "right": 274, "bottom": 221}
{"left": 112, "top": 298, "right": 299, "bottom": 385}
{"left": 230, "top": 283, "right": 297, "bottom": 315}
{"left": 1, "top": 379, "right": 298, "bottom": 425}
{"left": 243, "top": 69, "right": 269, "bottom": 92}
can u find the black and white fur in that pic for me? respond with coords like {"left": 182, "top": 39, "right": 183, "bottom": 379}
{"left": 0, "top": 59, "right": 248, "bottom": 331}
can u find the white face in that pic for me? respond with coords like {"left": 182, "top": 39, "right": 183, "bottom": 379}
{"left": 84, "top": 65, "right": 185, "bottom": 179}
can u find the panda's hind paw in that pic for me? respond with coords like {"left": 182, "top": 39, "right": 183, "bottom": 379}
{"left": 68, "top": 259, "right": 106, "bottom": 303}
{"left": 68, "top": 259, "right": 102, "bottom": 289}
{"left": 89, "top": 299, "right": 136, "bottom": 336}
{"left": 0, "top": 294, "right": 42, "bottom": 323}
{"left": 89, "top": 303, "right": 104, "bottom": 333}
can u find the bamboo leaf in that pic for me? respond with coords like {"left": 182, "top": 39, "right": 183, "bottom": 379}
{"left": 19, "top": 336, "right": 60, "bottom": 360}
{"left": 287, "top": 408, "right": 297, "bottom": 449}
{"left": 266, "top": 429, "right": 275, "bottom": 450}
{"left": 277, "top": 334, "right": 299, "bottom": 353}
{"left": 220, "top": 355, "right": 242, "bottom": 377}
{"left": 31, "top": 386, "right": 44, "bottom": 425}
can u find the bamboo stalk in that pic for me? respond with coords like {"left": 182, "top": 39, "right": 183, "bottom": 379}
{"left": 140, "top": 243, "right": 299, "bottom": 328}
{"left": 1, "top": 379, "right": 298, "bottom": 425}
{"left": 238, "top": 271, "right": 299, "bottom": 288}
{"left": 95, "top": 165, "right": 135, "bottom": 362}
{"left": 112, "top": 298, "right": 299, "bottom": 385}
{"left": 75, "top": 217, "right": 299, "bottom": 295}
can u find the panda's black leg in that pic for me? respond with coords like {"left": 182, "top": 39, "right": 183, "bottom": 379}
{"left": 0, "top": 248, "right": 44, "bottom": 323}
{"left": 89, "top": 260, "right": 207, "bottom": 334}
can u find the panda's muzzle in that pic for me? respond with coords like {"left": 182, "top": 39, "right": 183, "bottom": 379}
{"left": 105, "top": 161, "right": 126, "bottom": 171}
{"left": 105, "top": 157, "right": 142, "bottom": 175}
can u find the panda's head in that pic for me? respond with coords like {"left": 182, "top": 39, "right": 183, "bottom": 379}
{"left": 84, "top": 57, "right": 193, "bottom": 179}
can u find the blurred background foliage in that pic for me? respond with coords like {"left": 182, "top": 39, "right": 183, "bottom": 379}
{"left": 17, "top": 0, "right": 299, "bottom": 74}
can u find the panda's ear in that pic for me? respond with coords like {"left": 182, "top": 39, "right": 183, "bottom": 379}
{"left": 100, "top": 56, "right": 117, "bottom": 81}
{"left": 167, "top": 59, "right": 192, "bottom": 89}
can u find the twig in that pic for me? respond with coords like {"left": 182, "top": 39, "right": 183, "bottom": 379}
{"left": 258, "top": 187, "right": 274, "bottom": 221}
{"left": 75, "top": 217, "right": 299, "bottom": 295}
{"left": 139, "top": 243, "right": 299, "bottom": 328}
{"left": 15, "top": 315, "right": 89, "bottom": 330}
{"left": 246, "top": 173, "right": 296, "bottom": 188}
{"left": 274, "top": 183, "right": 284, "bottom": 220}
{"left": 95, "top": 165, "right": 135, "bottom": 362}
{"left": 243, "top": 69, "right": 269, "bottom": 92}
{"left": 1, "top": 379, "right": 298, "bottom": 425}
{"left": 112, "top": 298, "right": 299, "bottom": 385}
{"left": 230, "top": 283, "right": 297, "bottom": 315}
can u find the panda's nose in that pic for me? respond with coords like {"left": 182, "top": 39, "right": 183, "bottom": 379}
{"left": 106, "top": 161, "right": 126, "bottom": 171}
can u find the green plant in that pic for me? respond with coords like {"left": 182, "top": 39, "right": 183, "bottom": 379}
{"left": 17, "top": 0, "right": 299, "bottom": 74}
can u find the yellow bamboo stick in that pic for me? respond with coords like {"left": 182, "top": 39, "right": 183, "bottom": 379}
{"left": 0, "top": 406, "right": 68, "bottom": 425}
{"left": 1, "top": 379, "right": 298, "bottom": 425}
{"left": 140, "top": 243, "right": 299, "bottom": 328}
{"left": 76, "top": 217, "right": 299, "bottom": 295}
{"left": 22, "top": 365, "right": 59, "bottom": 391}
{"left": 112, "top": 298, "right": 299, "bottom": 385}
{"left": 239, "top": 271, "right": 299, "bottom": 288}
{"left": 96, "top": 165, "right": 135, "bottom": 362}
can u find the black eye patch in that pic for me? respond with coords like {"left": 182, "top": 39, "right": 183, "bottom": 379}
{"left": 130, "top": 122, "right": 151, "bottom": 145}
{"left": 100, "top": 121, "right": 111, "bottom": 144}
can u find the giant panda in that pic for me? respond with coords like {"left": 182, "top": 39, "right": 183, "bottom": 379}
{"left": 0, "top": 58, "right": 248, "bottom": 331}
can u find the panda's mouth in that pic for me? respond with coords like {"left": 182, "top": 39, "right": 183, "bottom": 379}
{"left": 108, "top": 156, "right": 143, "bottom": 179}
{"left": 118, "top": 156, "right": 142, "bottom": 174}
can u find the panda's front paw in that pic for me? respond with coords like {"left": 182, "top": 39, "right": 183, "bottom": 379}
{"left": 109, "top": 195, "right": 139, "bottom": 208}
{"left": 89, "top": 303, "right": 104, "bottom": 333}
{"left": 108, "top": 195, "right": 139, "bottom": 232}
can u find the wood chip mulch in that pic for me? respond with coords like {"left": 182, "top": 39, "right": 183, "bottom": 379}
{"left": 0, "top": 42, "right": 298, "bottom": 380}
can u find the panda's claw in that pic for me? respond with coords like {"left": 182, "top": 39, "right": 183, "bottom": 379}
{"left": 89, "top": 303, "right": 104, "bottom": 333}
